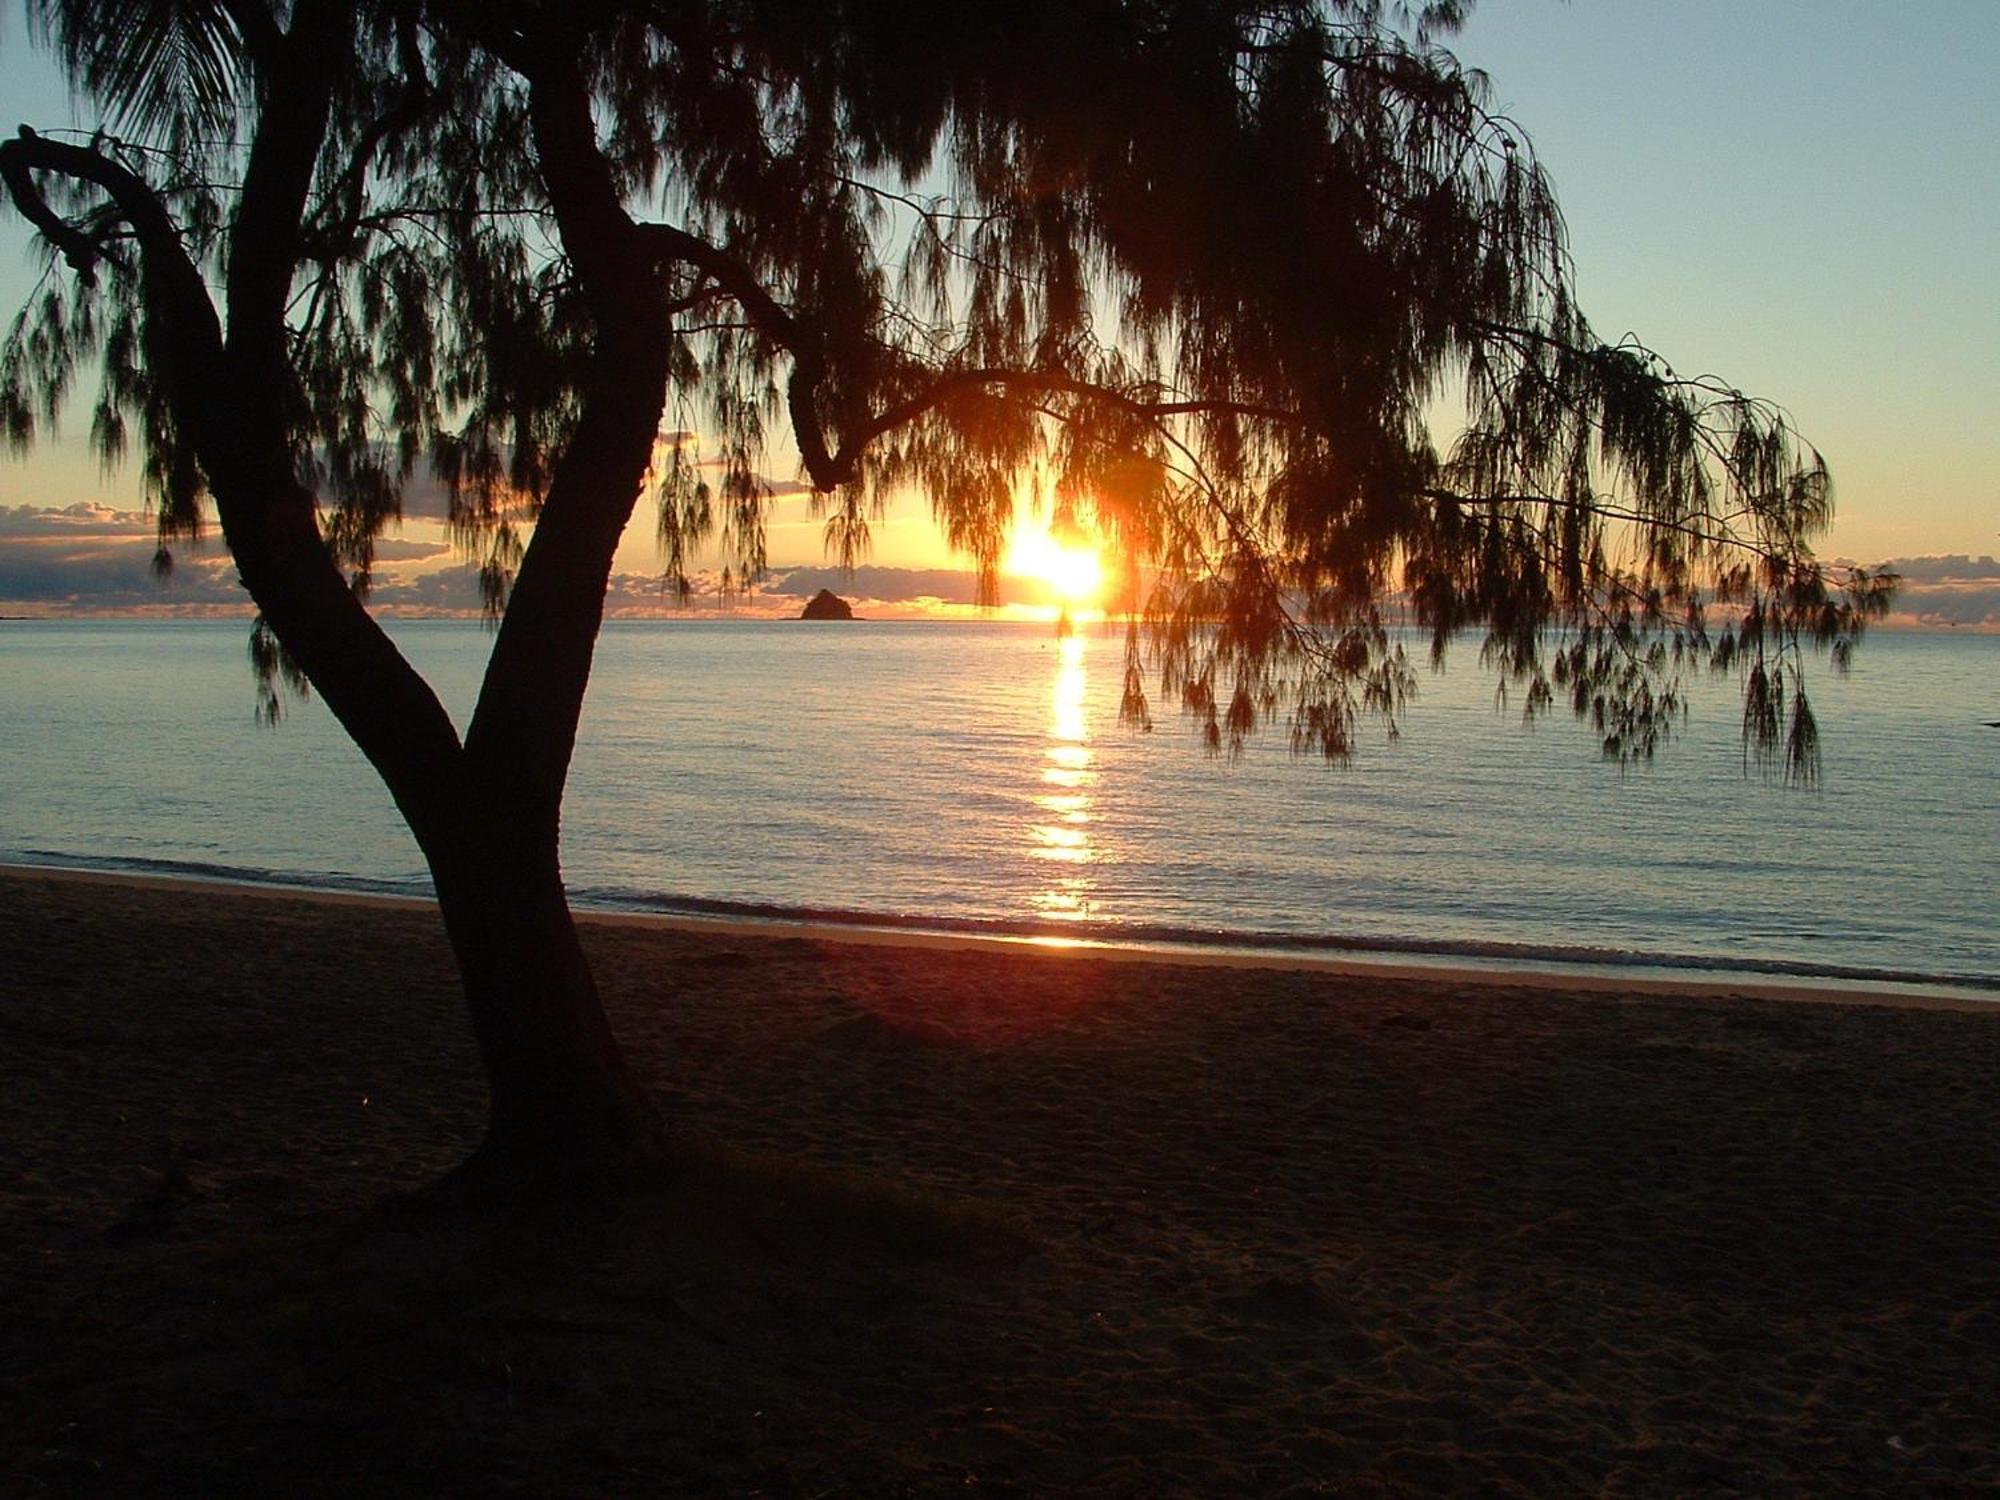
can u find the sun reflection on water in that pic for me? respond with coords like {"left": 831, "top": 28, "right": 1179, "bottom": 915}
{"left": 1029, "top": 634, "right": 1099, "bottom": 921}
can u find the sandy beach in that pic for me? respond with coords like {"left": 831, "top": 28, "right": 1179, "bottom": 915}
{"left": 3, "top": 866, "right": 1996, "bottom": 1495}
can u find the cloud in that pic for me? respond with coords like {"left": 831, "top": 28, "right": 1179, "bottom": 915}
{"left": 387, "top": 468, "right": 538, "bottom": 523}
{"left": 0, "top": 502, "right": 161, "bottom": 538}
{"left": 362, "top": 564, "right": 489, "bottom": 614}
{"left": 1872, "top": 554, "right": 2000, "bottom": 584}
{"left": 0, "top": 499, "right": 463, "bottom": 613}
{"left": 1868, "top": 555, "right": 2000, "bottom": 629}
{"left": 769, "top": 565, "right": 985, "bottom": 606}
{"left": 767, "top": 564, "right": 1079, "bottom": 609}
{"left": 684, "top": 463, "right": 816, "bottom": 498}
{"left": 0, "top": 535, "right": 245, "bottom": 612}
{"left": 388, "top": 430, "right": 727, "bottom": 519}
{"left": 12, "top": 523, "right": 1997, "bottom": 632}
{"left": 367, "top": 538, "right": 452, "bottom": 563}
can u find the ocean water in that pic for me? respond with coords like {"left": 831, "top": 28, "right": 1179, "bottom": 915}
{"left": 1, "top": 617, "right": 1995, "bottom": 992}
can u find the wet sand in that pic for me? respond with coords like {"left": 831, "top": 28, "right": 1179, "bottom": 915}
{"left": 2, "top": 867, "right": 1996, "bottom": 1495}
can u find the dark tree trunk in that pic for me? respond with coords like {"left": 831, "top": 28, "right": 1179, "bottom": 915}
{"left": 8, "top": 7, "right": 687, "bottom": 1194}
{"left": 429, "top": 833, "right": 662, "bottom": 1182}
{"left": 165, "top": 11, "right": 674, "bottom": 1188}
{"left": 404, "top": 51, "right": 681, "bottom": 1186}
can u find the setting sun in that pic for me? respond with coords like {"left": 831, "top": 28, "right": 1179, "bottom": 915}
{"left": 1006, "top": 522, "right": 1105, "bottom": 607}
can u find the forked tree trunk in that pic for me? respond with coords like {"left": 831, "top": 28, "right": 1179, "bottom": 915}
{"left": 10, "top": 6, "right": 684, "bottom": 1192}
{"left": 225, "top": 487, "right": 672, "bottom": 1187}
{"left": 399, "top": 52, "right": 683, "bottom": 1186}
{"left": 216, "top": 449, "right": 667, "bottom": 1185}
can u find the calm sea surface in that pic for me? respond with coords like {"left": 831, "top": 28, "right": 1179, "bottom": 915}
{"left": 2, "top": 618, "right": 1994, "bottom": 991}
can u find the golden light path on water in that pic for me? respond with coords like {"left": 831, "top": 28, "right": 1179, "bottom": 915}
{"left": 1028, "top": 633, "right": 1098, "bottom": 925}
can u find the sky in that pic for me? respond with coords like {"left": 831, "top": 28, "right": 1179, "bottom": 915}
{"left": 2, "top": 0, "right": 1997, "bottom": 621}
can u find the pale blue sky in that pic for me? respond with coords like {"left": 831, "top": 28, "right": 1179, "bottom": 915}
{"left": 2, "top": 1, "right": 1995, "bottom": 576}
{"left": 1450, "top": 0, "right": 2000, "bottom": 561}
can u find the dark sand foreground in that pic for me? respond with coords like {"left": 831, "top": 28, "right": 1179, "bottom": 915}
{"left": 2, "top": 869, "right": 1996, "bottom": 1496}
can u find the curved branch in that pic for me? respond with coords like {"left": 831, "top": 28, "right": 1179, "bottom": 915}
{"left": 626, "top": 236, "right": 1305, "bottom": 495}
{"left": 304, "top": 17, "right": 435, "bottom": 256}
{"left": 630, "top": 220, "right": 844, "bottom": 488}
{"left": 0, "top": 130, "right": 467, "bottom": 827}
{"left": 1420, "top": 487, "right": 1791, "bottom": 565}
{"left": 3, "top": 128, "right": 189, "bottom": 277}
{"left": 823, "top": 366, "right": 1302, "bottom": 487}
{"left": 0, "top": 132, "right": 107, "bottom": 281}
{"left": 1, "top": 127, "right": 225, "bottom": 415}
{"left": 633, "top": 221, "right": 803, "bottom": 344}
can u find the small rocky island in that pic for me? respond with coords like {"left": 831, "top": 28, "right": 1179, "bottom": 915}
{"left": 798, "top": 589, "right": 855, "bottom": 621}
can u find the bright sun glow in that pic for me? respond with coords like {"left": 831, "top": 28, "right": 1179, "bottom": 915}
{"left": 1005, "top": 523, "right": 1104, "bottom": 606}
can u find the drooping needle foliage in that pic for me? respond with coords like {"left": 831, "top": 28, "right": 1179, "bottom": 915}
{"left": 1, "top": 0, "right": 1897, "bottom": 1172}
{"left": 6, "top": 1, "right": 1890, "bottom": 773}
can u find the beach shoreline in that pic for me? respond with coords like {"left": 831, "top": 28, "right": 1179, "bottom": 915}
{"left": 9, "top": 859, "right": 1992, "bottom": 1014}
{"left": 4, "top": 866, "right": 1997, "bottom": 1494}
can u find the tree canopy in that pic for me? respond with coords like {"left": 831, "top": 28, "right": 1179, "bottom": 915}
{"left": 0, "top": 0, "right": 1896, "bottom": 1178}
{"left": 7, "top": 0, "right": 1890, "bottom": 767}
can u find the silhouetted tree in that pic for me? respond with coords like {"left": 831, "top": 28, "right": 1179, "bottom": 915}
{"left": 1, "top": 1, "right": 1893, "bottom": 1187}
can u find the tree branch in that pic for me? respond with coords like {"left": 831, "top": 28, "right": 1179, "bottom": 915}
{"left": 629, "top": 219, "right": 845, "bottom": 488}
{"left": 227, "top": 0, "right": 352, "bottom": 354}
{"left": 303, "top": 14, "right": 435, "bottom": 258}
{"left": 2, "top": 129, "right": 183, "bottom": 283}
{"left": 0, "top": 129, "right": 467, "bottom": 830}
{"left": 458, "top": 51, "right": 675, "bottom": 822}
{"left": 0, "top": 127, "right": 226, "bottom": 419}
{"left": 0, "top": 131, "right": 107, "bottom": 281}
{"left": 216, "top": 0, "right": 286, "bottom": 72}
{"left": 823, "top": 366, "right": 1302, "bottom": 486}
